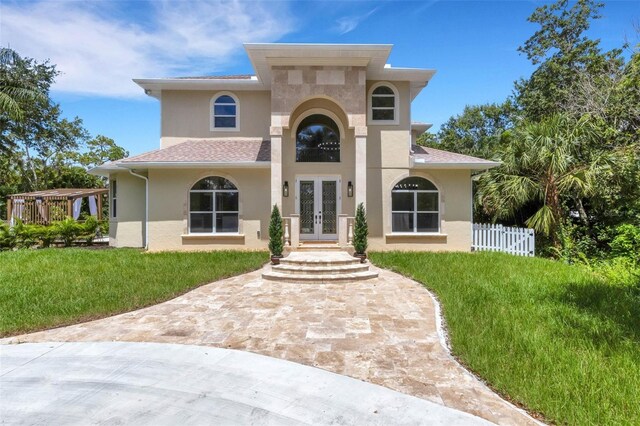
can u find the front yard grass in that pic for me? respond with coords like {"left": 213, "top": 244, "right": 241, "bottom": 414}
{"left": 0, "top": 248, "right": 267, "bottom": 337}
{"left": 370, "top": 251, "right": 639, "bottom": 426}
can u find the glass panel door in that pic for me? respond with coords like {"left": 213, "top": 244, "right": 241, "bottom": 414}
{"left": 321, "top": 180, "right": 337, "bottom": 236}
{"left": 297, "top": 177, "right": 340, "bottom": 240}
{"left": 299, "top": 180, "right": 315, "bottom": 236}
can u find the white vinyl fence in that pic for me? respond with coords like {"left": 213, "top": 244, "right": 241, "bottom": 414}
{"left": 472, "top": 223, "right": 535, "bottom": 257}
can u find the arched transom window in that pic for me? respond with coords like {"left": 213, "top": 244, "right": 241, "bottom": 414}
{"left": 370, "top": 84, "right": 397, "bottom": 123}
{"left": 392, "top": 177, "right": 439, "bottom": 233}
{"left": 212, "top": 94, "right": 238, "bottom": 130}
{"left": 189, "top": 176, "right": 238, "bottom": 233}
{"left": 296, "top": 114, "right": 340, "bottom": 162}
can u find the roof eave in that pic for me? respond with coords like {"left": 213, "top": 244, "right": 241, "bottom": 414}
{"left": 411, "top": 161, "right": 501, "bottom": 170}
{"left": 119, "top": 161, "right": 271, "bottom": 169}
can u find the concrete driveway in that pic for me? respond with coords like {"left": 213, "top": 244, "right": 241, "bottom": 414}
{"left": 1, "top": 342, "right": 494, "bottom": 425}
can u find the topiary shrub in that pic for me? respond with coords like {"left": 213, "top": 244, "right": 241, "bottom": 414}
{"left": 353, "top": 202, "right": 368, "bottom": 255}
{"left": 268, "top": 204, "right": 284, "bottom": 258}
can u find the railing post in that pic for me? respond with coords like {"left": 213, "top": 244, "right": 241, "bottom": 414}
{"left": 347, "top": 218, "right": 354, "bottom": 245}
{"left": 338, "top": 214, "right": 348, "bottom": 247}
{"left": 284, "top": 218, "right": 290, "bottom": 246}
{"left": 290, "top": 214, "right": 300, "bottom": 248}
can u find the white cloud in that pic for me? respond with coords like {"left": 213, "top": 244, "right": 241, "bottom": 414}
{"left": 335, "top": 7, "right": 379, "bottom": 35}
{"left": 0, "top": 0, "right": 294, "bottom": 97}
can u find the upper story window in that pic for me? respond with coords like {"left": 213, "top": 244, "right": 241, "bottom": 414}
{"left": 211, "top": 93, "right": 239, "bottom": 131}
{"left": 296, "top": 114, "right": 340, "bottom": 162}
{"left": 189, "top": 176, "right": 239, "bottom": 233}
{"left": 369, "top": 82, "right": 398, "bottom": 125}
{"left": 392, "top": 177, "right": 439, "bottom": 233}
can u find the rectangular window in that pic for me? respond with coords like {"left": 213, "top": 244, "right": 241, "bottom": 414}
{"left": 111, "top": 180, "right": 117, "bottom": 218}
{"left": 391, "top": 190, "right": 439, "bottom": 233}
{"left": 189, "top": 189, "right": 238, "bottom": 233}
{"left": 214, "top": 116, "right": 236, "bottom": 128}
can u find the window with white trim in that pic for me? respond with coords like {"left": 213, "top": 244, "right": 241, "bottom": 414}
{"left": 391, "top": 177, "right": 439, "bottom": 233}
{"left": 371, "top": 84, "right": 396, "bottom": 122}
{"left": 189, "top": 177, "right": 239, "bottom": 233}
{"left": 212, "top": 94, "right": 238, "bottom": 130}
{"left": 110, "top": 180, "right": 117, "bottom": 219}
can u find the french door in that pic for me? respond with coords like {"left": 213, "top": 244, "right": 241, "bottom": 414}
{"left": 296, "top": 177, "right": 340, "bottom": 240}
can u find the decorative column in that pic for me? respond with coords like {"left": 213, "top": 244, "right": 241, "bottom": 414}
{"left": 270, "top": 126, "right": 283, "bottom": 209}
{"left": 355, "top": 129, "right": 367, "bottom": 209}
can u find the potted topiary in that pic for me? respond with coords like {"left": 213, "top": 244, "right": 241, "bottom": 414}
{"left": 353, "top": 202, "right": 368, "bottom": 263}
{"left": 268, "top": 204, "right": 284, "bottom": 264}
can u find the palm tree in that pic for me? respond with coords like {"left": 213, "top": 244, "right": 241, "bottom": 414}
{"left": 476, "top": 114, "right": 608, "bottom": 245}
{"left": 0, "top": 48, "right": 44, "bottom": 121}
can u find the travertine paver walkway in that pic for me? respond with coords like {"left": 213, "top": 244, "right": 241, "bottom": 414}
{"left": 3, "top": 264, "right": 538, "bottom": 425}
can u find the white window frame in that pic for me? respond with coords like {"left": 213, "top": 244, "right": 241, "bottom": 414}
{"left": 110, "top": 179, "right": 117, "bottom": 219}
{"left": 368, "top": 82, "right": 399, "bottom": 125}
{"left": 391, "top": 179, "right": 440, "bottom": 234}
{"left": 210, "top": 92, "right": 240, "bottom": 132}
{"left": 189, "top": 179, "right": 239, "bottom": 234}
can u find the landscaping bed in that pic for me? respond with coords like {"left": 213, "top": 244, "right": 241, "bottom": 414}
{"left": 370, "top": 251, "right": 639, "bottom": 426}
{"left": 0, "top": 248, "right": 268, "bottom": 337}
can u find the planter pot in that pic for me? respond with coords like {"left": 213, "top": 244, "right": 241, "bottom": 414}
{"left": 354, "top": 253, "right": 367, "bottom": 263}
{"left": 271, "top": 255, "right": 283, "bottom": 265}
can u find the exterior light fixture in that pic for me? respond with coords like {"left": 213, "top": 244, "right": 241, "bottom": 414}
{"left": 347, "top": 181, "right": 353, "bottom": 197}
{"left": 283, "top": 181, "right": 289, "bottom": 197}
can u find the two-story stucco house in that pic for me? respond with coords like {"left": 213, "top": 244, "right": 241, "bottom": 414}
{"left": 92, "top": 43, "right": 498, "bottom": 252}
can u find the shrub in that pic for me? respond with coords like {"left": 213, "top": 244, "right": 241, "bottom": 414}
{"left": 16, "top": 222, "right": 41, "bottom": 249}
{"left": 268, "top": 204, "right": 283, "bottom": 257}
{"left": 53, "top": 217, "right": 82, "bottom": 247}
{"left": 0, "top": 222, "right": 17, "bottom": 250}
{"left": 81, "top": 216, "right": 99, "bottom": 245}
{"left": 32, "top": 225, "right": 58, "bottom": 248}
{"left": 353, "top": 202, "right": 368, "bottom": 255}
{"left": 610, "top": 224, "right": 640, "bottom": 265}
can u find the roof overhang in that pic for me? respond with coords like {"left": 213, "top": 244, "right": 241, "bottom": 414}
{"left": 411, "top": 158, "right": 501, "bottom": 170}
{"left": 89, "top": 161, "right": 271, "bottom": 176}
{"left": 411, "top": 123, "right": 433, "bottom": 134}
{"left": 134, "top": 43, "right": 436, "bottom": 99}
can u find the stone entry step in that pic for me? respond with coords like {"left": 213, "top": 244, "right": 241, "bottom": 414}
{"left": 296, "top": 241, "right": 342, "bottom": 251}
{"left": 262, "top": 251, "right": 378, "bottom": 283}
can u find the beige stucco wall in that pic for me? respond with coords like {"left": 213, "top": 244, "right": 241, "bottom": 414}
{"left": 367, "top": 168, "right": 473, "bottom": 251}
{"left": 146, "top": 168, "right": 270, "bottom": 251}
{"left": 109, "top": 171, "right": 146, "bottom": 248}
{"left": 160, "top": 90, "right": 271, "bottom": 148}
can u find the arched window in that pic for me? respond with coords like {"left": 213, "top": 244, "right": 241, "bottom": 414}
{"left": 189, "top": 176, "right": 238, "bottom": 233}
{"left": 212, "top": 94, "right": 238, "bottom": 130}
{"left": 392, "top": 177, "right": 439, "bottom": 233}
{"left": 370, "top": 83, "right": 397, "bottom": 123}
{"left": 296, "top": 114, "right": 340, "bottom": 162}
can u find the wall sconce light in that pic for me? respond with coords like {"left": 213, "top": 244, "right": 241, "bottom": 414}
{"left": 283, "top": 181, "right": 289, "bottom": 197}
{"left": 347, "top": 181, "right": 353, "bottom": 198}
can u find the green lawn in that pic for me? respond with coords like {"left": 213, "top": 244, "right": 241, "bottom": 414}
{"left": 0, "top": 248, "right": 268, "bottom": 337}
{"left": 370, "top": 251, "right": 640, "bottom": 426}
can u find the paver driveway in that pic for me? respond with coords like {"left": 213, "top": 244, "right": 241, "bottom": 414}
{"left": 3, "top": 265, "right": 538, "bottom": 425}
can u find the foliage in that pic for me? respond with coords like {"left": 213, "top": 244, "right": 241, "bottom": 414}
{"left": 80, "top": 216, "right": 100, "bottom": 245}
{"left": 52, "top": 217, "right": 82, "bottom": 247}
{"left": 477, "top": 115, "right": 608, "bottom": 244}
{"left": 418, "top": 101, "right": 517, "bottom": 159}
{"left": 268, "top": 204, "right": 284, "bottom": 256}
{"left": 0, "top": 249, "right": 268, "bottom": 336}
{"left": 609, "top": 224, "right": 640, "bottom": 265}
{"left": 352, "top": 202, "right": 368, "bottom": 254}
{"left": 0, "top": 217, "right": 107, "bottom": 250}
{"left": 0, "top": 49, "right": 127, "bottom": 219}
{"left": 0, "top": 222, "right": 18, "bottom": 250}
{"left": 370, "top": 251, "right": 640, "bottom": 426}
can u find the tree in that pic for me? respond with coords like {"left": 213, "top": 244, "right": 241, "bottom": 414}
{"left": 515, "top": 0, "right": 625, "bottom": 120}
{"left": 0, "top": 50, "right": 127, "bottom": 219}
{"left": 0, "top": 48, "right": 46, "bottom": 123}
{"left": 476, "top": 115, "right": 608, "bottom": 245}
{"left": 418, "top": 101, "right": 516, "bottom": 159}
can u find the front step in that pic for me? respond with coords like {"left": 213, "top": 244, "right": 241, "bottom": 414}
{"left": 296, "top": 242, "right": 342, "bottom": 252}
{"left": 262, "top": 250, "right": 378, "bottom": 283}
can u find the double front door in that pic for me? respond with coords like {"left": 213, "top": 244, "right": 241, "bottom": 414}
{"left": 297, "top": 177, "right": 340, "bottom": 240}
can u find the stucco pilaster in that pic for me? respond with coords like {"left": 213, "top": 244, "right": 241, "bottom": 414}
{"left": 355, "top": 135, "right": 367, "bottom": 208}
{"left": 271, "top": 133, "right": 282, "bottom": 209}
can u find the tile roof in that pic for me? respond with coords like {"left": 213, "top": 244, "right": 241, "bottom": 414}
{"left": 172, "top": 75, "right": 254, "bottom": 80}
{"left": 411, "top": 145, "right": 499, "bottom": 166}
{"left": 120, "top": 139, "right": 271, "bottom": 164}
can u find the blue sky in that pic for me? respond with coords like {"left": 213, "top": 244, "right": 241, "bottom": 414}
{"left": 2, "top": 0, "right": 638, "bottom": 156}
